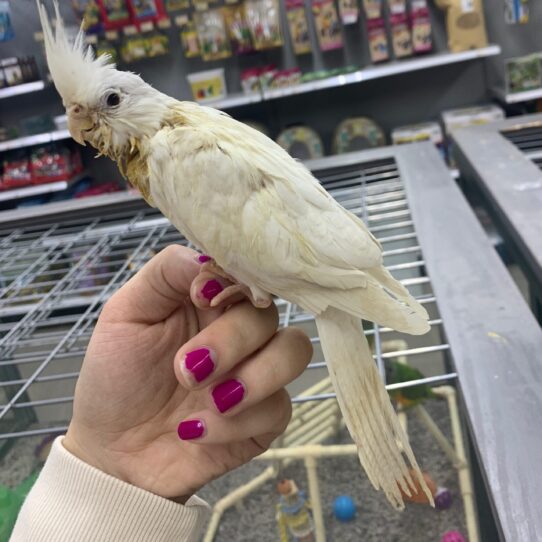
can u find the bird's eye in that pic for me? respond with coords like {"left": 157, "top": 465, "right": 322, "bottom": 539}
{"left": 106, "top": 92, "right": 120, "bottom": 107}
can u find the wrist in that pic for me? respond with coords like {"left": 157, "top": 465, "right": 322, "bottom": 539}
{"left": 63, "top": 427, "right": 193, "bottom": 503}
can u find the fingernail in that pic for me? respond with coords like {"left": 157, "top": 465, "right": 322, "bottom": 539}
{"left": 197, "top": 254, "right": 212, "bottom": 263}
{"left": 177, "top": 419, "right": 205, "bottom": 440}
{"left": 184, "top": 347, "right": 215, "bottom": 383}
{"left": 201, "top": 279, "right": 223, "bottom": 301}
{"left": 212, "top": 379, "right": 245, "bottom": 413}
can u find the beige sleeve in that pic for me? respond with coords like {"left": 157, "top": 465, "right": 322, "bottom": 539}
{"left": 10, "top": 437, "right": 210, "bottom": 542}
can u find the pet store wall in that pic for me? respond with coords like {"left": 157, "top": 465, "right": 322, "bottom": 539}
{"left": 1, "top": 1, "right": 542, "bottom": 542}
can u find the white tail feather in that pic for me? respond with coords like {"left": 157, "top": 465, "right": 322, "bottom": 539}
{"left": 316, "top": 307, "right": 434, "bottom": 510}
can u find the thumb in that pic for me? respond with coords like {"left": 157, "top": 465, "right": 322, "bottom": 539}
{"left": 103, "top": 244, "right": 200, "bottom": 324}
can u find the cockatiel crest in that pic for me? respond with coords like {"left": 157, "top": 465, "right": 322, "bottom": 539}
{"left": 38, "top": 0, "right": 434, "bottom": 511}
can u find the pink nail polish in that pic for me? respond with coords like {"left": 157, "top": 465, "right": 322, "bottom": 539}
{"left": 197, "top": 254, "right": 212, "bottom": 263}
{"left": 177, "top": 419, "right": 205, "bottom": 440}
{"left": 201, "top": 279, "right": 223, "bottom": 301}
{"left": 184, "top": 348, "right": 215, "bottom": 383}
{"left": 212, "top": 379, "right": 245, "bottom": 413}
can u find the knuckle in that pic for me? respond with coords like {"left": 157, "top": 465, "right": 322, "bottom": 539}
{"left": 280, "top": 327, "right": 313, "bottom": 361}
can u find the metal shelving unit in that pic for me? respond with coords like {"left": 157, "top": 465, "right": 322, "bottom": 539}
{"left": 0, "top": 143, "right": 541, "bottom": 540}
{"left": 0, "top": 81, "right": 45, "bottom": 100}
{"left": 0, "top": 171, "right": 88, "bottom": 203}
{"left": 493, "top": 86, "right": 542, "bottom": 104}
{"left": 0, "top": 129, "right": 70, "bottom": 153}
{"left": 452, "top": 113, "right": 542, "bottom": 322}
{"left": 206, "top": 46, "right": 501, "bottom": 110}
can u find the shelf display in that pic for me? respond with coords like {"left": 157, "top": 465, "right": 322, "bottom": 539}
{"left": 129, "top": 0, "right": 163, "bottom": 20}
{"left": 180, "top": 18, "right": 200, "bottom": 58}
{"left": 367, "top": 18, "right": 389, "bottom": 63}
{"left": 99, "top": 0, "right": 131, "bottom": 29}
{"left": 505, "top": 54, "right": 542, "bottom": 95}
{"left": 390, "top": 13, "right": 413, "bottom": 59}
{"left": 187, "top": 68, "right": 227, "bottom": 103}
{"left": 333, "top": 117, "right": 386, "bottom": 154}
{"left": 338, "top": 0, "right": 359, "bottom": 25}
{"left": 0, "top": 0, "right": 14, "bottom": 42}
{"left": 120, "top": 31, "right": 169, "bottom": 62}
{"left": 245, "top": 0, "right": 283, "bottom": 50}
{"left": 435, "top": 0, "right": 488, "bottom": 53}
{"left": 223, "top": 5, "right": 253, "bottom": 55}
{"left": 312, "top": 0, "right": 343, "bottom": 52}
{"left": 362, "top": 0, "right": 382, "bottom": 19}
{"left": 286, "top": 0, "right": 311, "bottom": 55}
{"left": 165, "top": 0, "right": 189, "bottom": 11}
{"left": 195, "top": 9, "right": 231, "bottom": 61}
{"left": 0, "top": 57, "right": 40, "bottom": 89}
{"left": 276, "top": 126, "right": 324, "bottom": 160}
{"left": 411, "top": 7, "right": 433, "bottom": 54}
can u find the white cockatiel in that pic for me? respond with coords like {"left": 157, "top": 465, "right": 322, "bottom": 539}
{"left": 38, "top": 1, "right": 433, "bottom": 509}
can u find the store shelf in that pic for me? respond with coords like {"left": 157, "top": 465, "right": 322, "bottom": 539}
{"left": 0, "top": 80, "right": 46, "bottom": 100}
{"left": 0, "top": 129, "right": 71, "bottom": 153}
{"left": 262, "top": 46, "right": 501, "bottom": 102}
{"left": 0, "top": 171, "right": 88, "bottom": 203}
{"left": 493, "top": 87, "right": 542, "bottom": 104}
{"left": 205, "top": 46, "right": 501, "bottom": 110}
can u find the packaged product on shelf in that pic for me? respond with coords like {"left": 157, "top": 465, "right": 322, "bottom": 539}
{"left": 286, "top": 0, "right": 311, "bottom": 55}
{"left": 333, "top": 117, "right": 386, "bottom": 154}
{"left": 1, "top": 153, "right": 32, "bottom": 190}
{"left": 259, "top": 64, "right": 278, "bottom": 89}
{"left": 223, "top": 5, "right": 253, "bottom": 54}
{"left": 146, "top": 32, "right": 169, "bottom": 56}
{"left": 411, "top": 7, "right": 433, "bottom": 54}
{"left": 362, "top": 0, "right": 382, "bottom": 19}
{"left": 72, "top": 0, "right": 103, "bottom": 32}
{"left": 187, "top": 68, "right": 227, "bottom": 103}
{"left": 165, "top": 0, "right": 190, "bottom": 11}
{"left": 1, "top": 58, "right": 23, "bottom": 86}
{"left": 245, "top": 0, "right": 283, "bottom": 50}
{"left": 505, "top": 54, "right": 542, "bottom": 94}
{"left": 180, "top": 18, "right": 200, "bottom": 57}
{"left": 434, "top": 0, "right": 488, "bottom": 53}
{"left": 269, "top": 68, "right": 302, "bottom": 88}
{"left": 31, "top": 144, "right": 81, "bottom": 184}
{"left": 99, "top": 0, "right": 131, "bottom": 28}
{"left": 128, "top": 0, "right": 161, "bottom": 20}
{"left": 312, "top": 0, "right": 343, "bottom": 51}
{"left": 504, "top": 0, "right": 530, "bottom": 24}
{"left": 441, "top": 104, "right": 505, "bottom": 135}
{"left": 338, "top": 0, "right": 359, "bottom": 25}
{"left": 0, "top": 0, "right": 15, "bottom": 42}
{"left": 195, "top": 9, "right": 231, "bottom": 61}
{"left": 276, "top": 126, "right": 324, "bottom": 160}
{"left": 120, "top": 35, "right": 148, "bottom": 62}
{"left": 390, "top": 13, "right": 412, "bottom": 58}
{"left": 241, "top": 68, "right": 261, "bottom": 94}
{"left": 388, "top": 0, "right": 407, "bottom": 14}
{"left": 392, "top": 121, "right": 444, "bottom": 157}
{"left": 367, "top": 18, "right": 389, "bottom": 63}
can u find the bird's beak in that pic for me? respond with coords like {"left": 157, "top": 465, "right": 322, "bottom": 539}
{"left": 67, "top": 105, "right": 97, "bottom": 146}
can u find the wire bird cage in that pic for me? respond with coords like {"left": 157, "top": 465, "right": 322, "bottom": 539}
{"left": 1, "top": 142, "right": 541, "bottom": 541}
{"left": 452, "top": 113, "right": 542, "bottom": 323}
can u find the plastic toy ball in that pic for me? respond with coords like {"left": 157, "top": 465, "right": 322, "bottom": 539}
{"left": 441, "top": 530, "right": 467, "bottom": 542}
{"left": 435, "top": 487, "right": 453, "bottom": 510}
{"left": 333, "top": 496, "right": 356, "bottom": 521}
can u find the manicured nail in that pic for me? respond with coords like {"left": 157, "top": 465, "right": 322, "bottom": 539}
{"left": 184, "top": 347, "right": 215, "bottom": 383}
{"left": 201, "top": 279, "right": 223, "bottom": 301}
{"left": 212, "top": 379, "right": 245, "bottom": 413}
{"left": 197, "top": 254, "right": 212, "bottom": 263}
{"left": 177, "top": 419, "right": 205, "bottom": 440}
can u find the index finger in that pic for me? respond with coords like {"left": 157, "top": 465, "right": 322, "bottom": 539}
{"left": 103, "top": 244, "right": 201, "bottom": 324}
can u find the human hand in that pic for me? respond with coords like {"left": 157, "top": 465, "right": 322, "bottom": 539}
{"left": 63, "top": 245, "right": 312, "bottom": 501}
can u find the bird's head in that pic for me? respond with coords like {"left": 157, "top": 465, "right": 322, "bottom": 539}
{"left": 37, "top": 1, "right": 170, "bottom": 159}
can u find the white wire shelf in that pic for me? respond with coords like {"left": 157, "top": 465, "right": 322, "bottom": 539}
{"left": 0, "top": 171, "right": 88, "bottom": 203}
{"left": 0, "top": 81, "right": 46, "bottom": 100}
{"left": 493, "top": 87, "right": 542, "bottom": 104}
{"left": 0, "top": 129, "right": 71, "bottom": 153}
{"left": 208, "top": 46, "right": 501, "bottom": 109}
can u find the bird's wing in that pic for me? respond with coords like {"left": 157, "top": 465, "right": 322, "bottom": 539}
{"left": 150, "top": 108, "right": 381, "bottom": 290}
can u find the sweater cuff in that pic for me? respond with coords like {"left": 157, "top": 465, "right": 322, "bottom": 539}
{"left": 11, "top": 437, "right": 210, "bottom": 542}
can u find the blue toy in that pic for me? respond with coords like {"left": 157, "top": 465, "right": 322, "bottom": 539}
{"left": 333, "top": 496, "right": 356, "bottom": 521}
